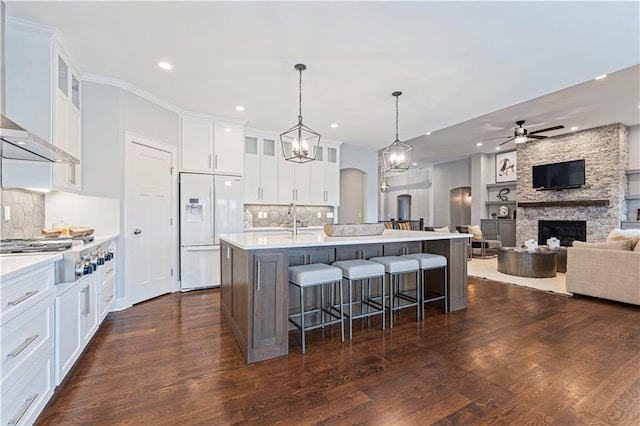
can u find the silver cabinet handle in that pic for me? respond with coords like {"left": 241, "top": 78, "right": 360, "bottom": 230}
{"left": 86, "top": 285, "right": 91, "bottom": 316}
{"left": 258, "top": 187, "right": 261, "bottom": 200}
{"left": 8, "top": 290, "right": 39, "bottom": 306}
{"left": 214, "top": 154, "right": 218, "bottom": 170}
{"left": 306, "top": 254, "right": 311, "bottom": 264}
{"left": 8, "top": 334, "right": 39, "bottom": 358}
{"left": 81, "top": 287, "right": 87, "bottom": 315}
{"left": 208, "top": 154, "right": 212, "bottom": 169}
{"left": 8, "top": 393, "right": 38, "bottom": 425}
{"left": 256, "top": 261, "right": 261, "bottom": 292}
{"left": 226, "top": 246, "right": 231, "bottom": 259}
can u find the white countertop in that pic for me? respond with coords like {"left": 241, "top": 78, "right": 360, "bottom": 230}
{"left": 220, "top": 229, "right": 471, "bottom": 250}
{"left": 0, "top": 253, "right": 63, "bottom": 281}
{"left": 244, "top": 226, "right": 325, "bottom": 232}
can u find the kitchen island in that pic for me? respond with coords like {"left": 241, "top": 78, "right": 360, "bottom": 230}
{"left": 219, "top": 229, "right": 470, "bottom": 363}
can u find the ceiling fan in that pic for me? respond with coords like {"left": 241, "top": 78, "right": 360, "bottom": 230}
{"left": 488, "top": 120, "right": 565, "bottom": 146}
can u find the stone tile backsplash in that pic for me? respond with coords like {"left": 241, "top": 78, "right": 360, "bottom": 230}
{"left": 245, "top": 204, "right": 334, "bottom": 228}
{"left": 1, "top": 188, "right": 46, "bottom": 239}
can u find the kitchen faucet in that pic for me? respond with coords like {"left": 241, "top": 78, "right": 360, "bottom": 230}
{"left": 288, "top": 202, "right": 297, "bottom": 237}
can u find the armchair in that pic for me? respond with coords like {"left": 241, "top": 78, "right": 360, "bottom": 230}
{"left": 455, "top": 225, "right": 502, "bottom": 258}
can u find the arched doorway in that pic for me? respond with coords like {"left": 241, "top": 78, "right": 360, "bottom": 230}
{"left": 339, "top": 168, "right": 366, "bottom": 223}
{"left": 397, "top": 194, "right": 411, "bottom": 220}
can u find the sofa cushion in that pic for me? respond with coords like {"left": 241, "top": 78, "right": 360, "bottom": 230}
{"left": 572, "top": 240, "right": 633, "bottom": 251}
{"left": 433, "top": 226, "right": 450, "bottom": 233}
{"left": 468, "top": 225, "right": 483, "bottom": 241}
{"left": 607, "top": 228, "right": 640, "bottom": 250}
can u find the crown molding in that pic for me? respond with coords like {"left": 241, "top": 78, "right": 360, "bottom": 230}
{"left": 6, "top": 16, "right": 56, "bottom": 35}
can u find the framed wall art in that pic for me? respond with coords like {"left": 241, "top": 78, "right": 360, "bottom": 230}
{"left": 496, "top": 150, "right": 517, "bottom": 183}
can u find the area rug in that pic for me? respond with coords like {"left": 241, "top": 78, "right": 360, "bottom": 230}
{"left": 467, "top": 257, "right": 571, "bottom": 296}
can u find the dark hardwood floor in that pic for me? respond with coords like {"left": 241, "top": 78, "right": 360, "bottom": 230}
{"left": 37, "top": 277, "right": 640, "bottom": 425}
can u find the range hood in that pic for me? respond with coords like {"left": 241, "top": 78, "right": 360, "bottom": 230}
{"left": 0, "top": 114, "right": 79, "bottom": 164}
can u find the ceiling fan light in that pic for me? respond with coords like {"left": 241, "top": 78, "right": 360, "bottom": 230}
{"left": 514, "top": 135, "right": 528, "bottom": 144}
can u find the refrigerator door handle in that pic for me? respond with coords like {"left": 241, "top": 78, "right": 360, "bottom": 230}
{"left": 210, "top": 185, "right": 215, "bottom": 238}
{"left": 185, "top": 246, "right": 219, "bottom": 252}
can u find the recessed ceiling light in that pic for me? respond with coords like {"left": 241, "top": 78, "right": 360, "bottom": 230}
{"left": 330, "top": 123, "right": 338, "bottom": 128}
{"left": 158, "top": 61, "right": 172, "bottom": 70}
{"left": 235, "top": 105, "right": 245, "bottom": 112}
{"left": 476, "top": 142, "right": 483, "bottom": 147}
{"left": 412, "top": 162, "right": 417, "bottom": 166}
{"left": 594, "top": 74, "right": 607, "bottom": 80}
{"left": 426, "top": 132, "right": 432, "bottom": 135}
{"left": 570, "top": 126, "right": 578, "bottom": 131}
{"left": 496, "top": 147, "right": 501, "bottom": 151}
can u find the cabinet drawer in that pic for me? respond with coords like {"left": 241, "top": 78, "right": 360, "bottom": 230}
{"left": 335, "top": 244, "right": 383, "bottom": 261}
{"left": 1, "top": 264, "right": 54, "bottom": 326}
{"left": 1, "top": 296, "right": 53, "bottom": 396}
{"left": 100, "top": 275, "right": 116, "bottom": 322}
{"left": 1, "top": 350, "right": 54, "bottom": 426}
{"left": 100, "top": 261, "right": 116, "bottom": 283}
{"left": 383, "top": 242, "right": 422, "bottom": 256}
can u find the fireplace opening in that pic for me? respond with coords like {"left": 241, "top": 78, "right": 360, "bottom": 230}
{"left": 538, "top": 220, "right": 587, "bottom": 247}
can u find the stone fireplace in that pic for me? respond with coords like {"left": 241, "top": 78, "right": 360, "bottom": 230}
{"left": 538, "top": 220, "right": 586, "bottom": 246}
{"left": 515, "top": 123, "right": 629, "bottom": 245}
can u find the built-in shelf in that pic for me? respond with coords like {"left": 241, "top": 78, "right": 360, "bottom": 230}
{"left": 485, "top": 201, "right": 517, "bottom": 205}
{"left": 486, "top": 182, "right": 516, "bottom": 188}
{"left": 626, "top": 169, "right": 640, "bottom": 176}
{"left": 518, "top": 200, "right": 610, "bottom": 208}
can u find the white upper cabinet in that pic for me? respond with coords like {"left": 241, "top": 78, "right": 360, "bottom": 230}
{"left": 180, "top": 116, "right": 214, "bottom": 172}
{"left": 52, "top": 47, "right": 82, "bottom": 191}
{"left": 213, "top": 121, "right": 244, "bottom": 175}
{"left": 309, "top": 143, "right": 340, "bottom": 205}
{"left": 244, "top": 132, "right": 278, "bottom": 204}
{"left": 278, "top": 141, "right": 311, "bottom": 204}
{"left": 180, "top": 115, "right": 244, "bottom": 175}
{"left": 5, "top": 19, "right": 82, "bottom": 192}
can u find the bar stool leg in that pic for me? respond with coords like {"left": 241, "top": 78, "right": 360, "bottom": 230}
{"left": 348, "top": 278, "right": 353, "bottom": 340}
{"left": 300, "top": 286, "right": 306, "bottom": 354}
{"left": 444, "top": 266, "right": 449, "bottom": 313}
{"left": 381, "top": 275, "right": 386, "bottom": 331}
{"left": 339, "top": 280, "right": 345, "bottom": 343}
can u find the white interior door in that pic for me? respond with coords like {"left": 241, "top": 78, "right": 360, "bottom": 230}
{"left": 127, "top": 141, "right": 173, "bottom": 305}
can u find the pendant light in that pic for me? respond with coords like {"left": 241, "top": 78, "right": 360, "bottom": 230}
{"left": 382, "top": 91, "right": 413, "bottom": 172}
{"left": 280, "top": 63, "right": 321, "bottom": 163}
{"left": 380, "top": 167, "right": 390, "bottom": 192}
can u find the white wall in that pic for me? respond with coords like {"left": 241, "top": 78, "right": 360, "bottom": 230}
{"left": 433, "top": 158, "right": 471, "bottom": 229}
{"left": 380, "top": 168, "right": 431, "bottom": 223}
{"left": 340, "top": 143, "right": 378, "bottom": 223}
{"left": 339, "top": 168, "right": 366, "bottom": 223}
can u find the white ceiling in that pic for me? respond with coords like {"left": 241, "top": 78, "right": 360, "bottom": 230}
{"left": 6, "top": 1, "right": 640, "bottom": 167}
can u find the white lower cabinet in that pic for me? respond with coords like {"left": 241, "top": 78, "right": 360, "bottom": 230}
{"left": 0, "top": 263, "right": 55, "bottom": 426}
{"left": 55, "top": 273, "right": 98, "bottom": 385}
{"left": 1, "top": 350, "right": 54, "bottom": 426}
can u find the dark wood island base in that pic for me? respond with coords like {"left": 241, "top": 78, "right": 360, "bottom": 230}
{"left": 219, "top": 230, "right": 470, "bottom": 363}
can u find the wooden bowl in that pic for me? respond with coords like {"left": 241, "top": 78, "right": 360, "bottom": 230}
{"left": 42, "top": 229, "right": 62, "bottom": 238}
{"left": 69, "top": 227, "right": 95, "bottom": 237}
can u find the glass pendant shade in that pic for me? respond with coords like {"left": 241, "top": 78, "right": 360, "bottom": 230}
{"left": 514, "top": 135, "right": 528, "bottom": 144}
{"left": 380, "top": 178, "right": 390, "bottom": 192}
{"left": 280, "top": 64, "right": 321, "bottom": 163}
{"left": 383, "top": 91, "right": 412, "bottom": 172}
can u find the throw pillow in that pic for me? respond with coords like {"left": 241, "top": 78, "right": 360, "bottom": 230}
{"left": 607, "top": 228, "right": 640, "bottom": 248}
{"left": 398, "top": 222, "right": 411, "bottom": 230}
{"left": 572, "top": 240, "right": 633, "bottom": 251}
{"left": 467, "top": 225, "right": 483, "bottom": 241}
{"left": 433, "top": 226, "right": 450, "bottom": 233}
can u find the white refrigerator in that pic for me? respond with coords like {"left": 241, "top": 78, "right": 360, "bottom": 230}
{"left": 180, "top": 173, "right": 244, "bottom": 290}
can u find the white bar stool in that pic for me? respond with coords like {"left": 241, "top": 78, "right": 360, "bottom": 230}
{"left": 402, "top": 253, "right": 448, "bottom": 319}
{"left": 288, "top": 263, "right": 344, "bottom": 354}
{"left": 332, "top": 259, "right": 386, "bottom": 340}
{"left": 369, "top": 256, "right": 420, "bottom": 328}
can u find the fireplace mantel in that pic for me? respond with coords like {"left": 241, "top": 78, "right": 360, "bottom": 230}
{"left": 518, "top": 200, "right": 610, "bottom": 208}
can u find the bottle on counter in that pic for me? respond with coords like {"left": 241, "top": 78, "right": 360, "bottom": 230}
{"left": 52, "top": 220, "right": 69, "bottom": 237}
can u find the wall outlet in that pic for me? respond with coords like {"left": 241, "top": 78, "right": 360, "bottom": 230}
{"left": 327, "top": 212, "right": 334, "bottom": 218}
{"left": 3, "top": 206, "right": 10, "bottom": 221}
{"left": 317, "top": 212, "right": 322, "bottom": 218}
{"left": 257, "top": 212, "right": 264, "bottom": 219}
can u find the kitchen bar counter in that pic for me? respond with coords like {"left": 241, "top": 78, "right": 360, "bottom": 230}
{"left": 219, "top": 229, "right": 470, "bottom": 363}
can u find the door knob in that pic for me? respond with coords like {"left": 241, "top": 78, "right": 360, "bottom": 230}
{"left": 133, "top": 228, "right": 142, "bottom": 235}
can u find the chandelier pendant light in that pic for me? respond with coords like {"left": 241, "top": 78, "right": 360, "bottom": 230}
{"left": 380, "top": 167, "right": 390, "bottom": 193}
{"left": 382, "top": 91, "right": 413, "bottom": 172}
{"left": 280, "top": 63, "right": 321, "bottom": 163}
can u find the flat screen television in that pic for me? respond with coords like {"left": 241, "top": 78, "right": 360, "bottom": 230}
{"left": 532, "top": 159, "right": 585, "bottom": 190}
